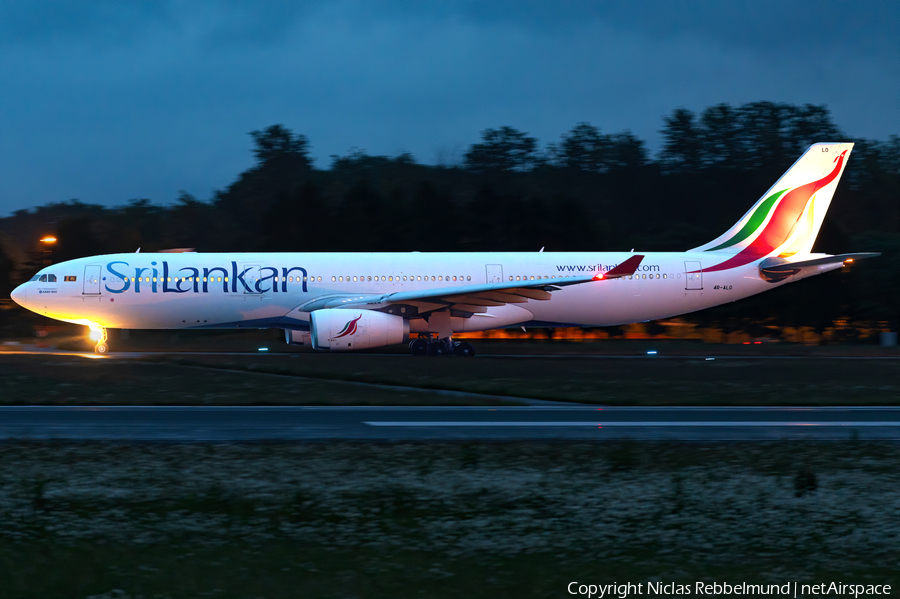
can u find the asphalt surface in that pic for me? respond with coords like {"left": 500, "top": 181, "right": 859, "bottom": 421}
{"left": 3, "top": 347, "right": 900, "bottom": 360}
{"left": 1, "top": 406, "right": 899, "bottom": 441}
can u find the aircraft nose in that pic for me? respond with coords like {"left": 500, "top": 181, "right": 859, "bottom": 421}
{"left": 10, "top": 284, "right": 27, "bottom": 307}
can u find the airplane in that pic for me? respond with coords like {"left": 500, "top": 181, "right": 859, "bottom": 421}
{"left": 10, "top": 142, "right": 879, "bottom": 356}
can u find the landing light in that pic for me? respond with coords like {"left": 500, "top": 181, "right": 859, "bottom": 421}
{"left": 89, "top": 330, "right": 102, "bottom": 341}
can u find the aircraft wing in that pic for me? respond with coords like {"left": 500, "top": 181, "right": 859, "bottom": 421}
{"left": 298, "top": 255, "right": 644, "bottom": 315}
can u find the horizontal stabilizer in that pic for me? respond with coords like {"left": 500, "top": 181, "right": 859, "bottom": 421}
{"left": 593, "top": 255, "right": 645, "bottom": 280}
{"left": 759, "top": 252, "right": 879, "bottom": 283}
{"left": 759, "top": 253, "right": 880, "bottom": 272}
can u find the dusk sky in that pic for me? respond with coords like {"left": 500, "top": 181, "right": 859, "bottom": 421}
{"left": 1, "top": 0, "right": 897, "bottom": 215}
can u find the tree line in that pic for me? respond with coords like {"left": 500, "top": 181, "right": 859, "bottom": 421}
{"left": 1, "top": 101, "right": 897, "bottom": 334}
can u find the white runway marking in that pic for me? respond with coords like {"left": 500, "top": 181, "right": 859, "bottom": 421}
{"left": 365, "top": 421, "right": 900, "bottom": 427}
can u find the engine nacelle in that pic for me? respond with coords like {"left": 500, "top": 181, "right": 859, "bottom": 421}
{"left": 310, "top": 309, "right": 409, "bottom": 351}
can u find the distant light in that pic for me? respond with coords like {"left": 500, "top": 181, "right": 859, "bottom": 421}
{"left": 845, "top": 258, "right": 854, "bottom": 263}
{"left": 754, "top": 341, "right": 762, "bottom": 344}
{"left": 40, "top": 236, "right": 57, "bottom": 244}
{"left": 258, "top": 347, "right": 269, "bottom": 352}
{"left": 705, "top": 357, "right": 715, "bottom": 361}
{"left": 646, "top": 350, "right": 657, "bottom": 355}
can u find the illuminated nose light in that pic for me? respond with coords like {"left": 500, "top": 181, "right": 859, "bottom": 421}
{"left": 86, "top": 322, "right": 105, "bottom": 342}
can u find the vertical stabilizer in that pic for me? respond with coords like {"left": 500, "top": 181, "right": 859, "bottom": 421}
{"left": 691, "top": 142, "right": 853, "bottom": 272}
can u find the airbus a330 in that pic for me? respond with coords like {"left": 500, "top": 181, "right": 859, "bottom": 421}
{"left": 11, "top": 142, "right": 878, "bottom": 356}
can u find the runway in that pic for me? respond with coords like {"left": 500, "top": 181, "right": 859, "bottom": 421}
{"left": 3, "top": 348, "right": 900, "bottom": 360}
{"left": 1, "top": 406, "right": 899, "bottom": 441}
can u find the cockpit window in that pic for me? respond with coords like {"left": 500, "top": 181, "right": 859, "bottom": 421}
{"left": 38, "top": 275, "right": 47, "bottom": 282}
{"left": 29, "top": 275, "right": 39, "bottom": 282}
{"left": 47, "top": 274, "right": 57, "bottom": 282}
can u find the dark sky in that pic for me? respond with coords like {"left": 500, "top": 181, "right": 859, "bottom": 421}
{"left": 1, "top": 0, "right": 897, "bottom": 214}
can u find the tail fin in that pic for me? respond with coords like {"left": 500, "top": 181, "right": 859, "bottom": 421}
{"left": 691, "top": 142, "right": 853, "bottom": 272}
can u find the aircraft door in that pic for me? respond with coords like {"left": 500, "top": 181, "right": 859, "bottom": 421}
{"left": 684, "top": 261, "right": 702, "bottom": 290}
{"left": 83, "top": 265, "right": 101, "bottom": 295}
{"left": 486, "top": 264, "right": 503, "bottom": 283}
{"left": 242, "top": 264, "right": 262, "bottom": 294}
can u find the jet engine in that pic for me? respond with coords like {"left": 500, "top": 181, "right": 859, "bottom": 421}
{"left": 310, "top": 309, "right": 409, "bottom": 351}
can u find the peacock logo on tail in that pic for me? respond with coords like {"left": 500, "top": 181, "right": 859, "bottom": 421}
{"left": 333, "top": 314, "right": 363, "bottom": 339}
{"left": 702, "top": 148, "right": 848, "bottom": 273}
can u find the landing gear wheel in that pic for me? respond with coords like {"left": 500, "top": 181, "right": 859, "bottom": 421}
{"left": 409, "top": 338, "right": 429, "bottom": 356}
{"left": 427, "top": 341, "right": 447, "bottom": 357}
{"left": 95, "top": 342, "right": 109, "bottom": 355}
{"left": 454, "top": 342, "right": 475, "bottom": 357}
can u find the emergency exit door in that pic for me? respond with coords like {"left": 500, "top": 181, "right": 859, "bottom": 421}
{"left": 82, "top": 265, "right": 101, "bottom": 295}
{"left": 684, "top": 261, "right": 703, "bottom": 290}
{"left": 486, "top": 264, "right": 503, "bottom": 283}
{"left": 242, "top": 264, "right": 261, "bottom": 294}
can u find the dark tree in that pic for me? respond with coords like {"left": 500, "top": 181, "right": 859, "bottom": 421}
{"left": 249, "top": 125, "right": 312, "bottom": 167}
{"left": 262, "top": 182, "right": 331, "bottom": 252}
{"left": 54, "top": 215, "right": 106, "bottom": 262}
{"left": 699, "top": 103, "right": 740, "bottom": 168}
{"left": 0, "top": 243, "right": 12, "bottom": 298}
{"left": 464, "top": 127, "right": 539, "bottom": 173}
{"left": 557, "top": 122, "right": 607, "bottom": 172}
{"left": 660, "top": 108, "right": 703, "bottom": 173}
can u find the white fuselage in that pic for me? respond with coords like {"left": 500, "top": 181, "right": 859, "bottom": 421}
{"left": 11, "top": 251, "right": 804, "bottom": 334}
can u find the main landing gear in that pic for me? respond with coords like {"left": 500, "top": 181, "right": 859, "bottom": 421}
{"left": 93, "top": 327, "right": 109, "bottom": 354}
{"left": 409, "top": 335, "right": 475, "bottom": 357}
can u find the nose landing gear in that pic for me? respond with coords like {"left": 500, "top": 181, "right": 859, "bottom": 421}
{"left": 409, "top": 335, "right": 475, "bottom": 357}
{"left": 93, "top": 327, "right": 109, "bottom": 354}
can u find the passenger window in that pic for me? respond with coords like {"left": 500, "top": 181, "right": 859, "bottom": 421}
{"left": 64, "top": 276, "right": 77, "bottom": 282}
